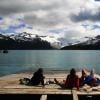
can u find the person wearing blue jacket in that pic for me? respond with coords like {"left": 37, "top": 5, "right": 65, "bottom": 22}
{"left": 80, "top": 69, "right": 100, "bottom": 87}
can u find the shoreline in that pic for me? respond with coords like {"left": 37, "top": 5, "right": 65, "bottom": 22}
{"left": 1, "top": 67, "right": 100, "bottom": 77}
{"left": 0, "top": 70, "right": 100, "bottom": 79}
{"left": 0, "top": 69, "right": 71, "bottom": 77}
{"left": 0, "top": 69, "right": 70, "bottom": 78}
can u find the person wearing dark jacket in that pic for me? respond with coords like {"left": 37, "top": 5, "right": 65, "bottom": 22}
{"left": 30, "top": 68, "right": 45, "bottom": 86}
{"left": 19, "top": 68, "right": 45, "bottom": 86}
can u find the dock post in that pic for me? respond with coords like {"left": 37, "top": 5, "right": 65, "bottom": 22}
{"left": 72, "top": 90, "right": 78, "bottom": 100}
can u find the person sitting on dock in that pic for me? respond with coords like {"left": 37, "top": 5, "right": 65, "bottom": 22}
{"left": 54, "top": 68, "right": 79, "bottom": 90}
{"left": 19, "top": 68, "right": 45, "bottom": 86}
{"left": 80, "top": 69, "right": 88, "bottom": 86}
{"left": 30, "top": 68, "right": 45, "bottom": 86}
{"left": 80, "top": 69, "right": 100, "bottom": 87}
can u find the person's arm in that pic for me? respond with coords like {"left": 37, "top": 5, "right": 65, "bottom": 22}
{"left": 41, "top": 79, "right": 44, "bottom": 86}
{"left": 40, "top": 74, "right": 45, "bottom": 86}
{"left": 65, "top": 75, "right": 70, "bottom": 88}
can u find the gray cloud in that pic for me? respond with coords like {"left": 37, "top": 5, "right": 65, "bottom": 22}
{"left": 0, "top": 0, "right": 68, "bottom": 28}
{"left": 0, "top": 0, "right": 60, "bottom": 16}
{"left": 24, "top": 11, "right": 67, "bottom": 28}
{"left": 0, "top": 0, "right": 100, "bottom": 41}
{"left": 70, "top": 8, "right": 100, "bottom": 22}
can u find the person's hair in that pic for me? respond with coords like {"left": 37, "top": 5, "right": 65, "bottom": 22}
{"left": 70, "top": 68, "right": 76, "bottom": 75}
{"left": 37, "top": 68, "right": 43, "bottom": 74}
{"left": 90, "top": 69, "right": 95, "bottom": 76}
{"left": 82, "top": 69, "right": 87, "bottom": 76}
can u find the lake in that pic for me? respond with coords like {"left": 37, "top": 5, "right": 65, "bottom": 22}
{"left": 0, "top": 50, "right": 100, "bottom": 76}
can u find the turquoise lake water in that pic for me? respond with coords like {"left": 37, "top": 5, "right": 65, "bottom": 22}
{"left": 0, "top": 50, "right": 100, "bottom": 76}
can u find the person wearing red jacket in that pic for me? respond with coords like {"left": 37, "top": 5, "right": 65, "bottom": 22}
{"left": 54, "top": 68, "right": 79, "bottom": 90}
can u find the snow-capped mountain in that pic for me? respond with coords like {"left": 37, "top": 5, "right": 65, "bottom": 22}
{"left": 78, "top": 35, "right": 100, "bottom": 45}
{"left": 1, "top": 30, "right": 100, "bottom": 50}
{"left": 61, "top": 35, "right": 100, "bottom": 50}
{"left": 6, "top": 32, "right": 61, "bottom": 47}
{"left": 0, "top": 32, "right": 62, "bottom": 49}
{"left": 9, "top": 32, "right": 36, "bottom": 41}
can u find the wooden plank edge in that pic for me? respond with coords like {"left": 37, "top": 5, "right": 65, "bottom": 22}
{"left": 72, "top": 90, "right": 78, "bottom": 100}
{"left": 40, "top": 95, "right": 47, "bottom": 100}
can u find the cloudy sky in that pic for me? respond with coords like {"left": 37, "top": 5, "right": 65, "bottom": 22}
{"left": 0, "top": 0, "right": 100, "bottom": 45}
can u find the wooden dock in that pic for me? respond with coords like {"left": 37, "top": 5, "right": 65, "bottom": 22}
{"left": 0, "top": 72, "right": 100, "bottom": 100}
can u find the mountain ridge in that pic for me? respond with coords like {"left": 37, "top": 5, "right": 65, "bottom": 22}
{"left": 0, "top": 32, "right": 56, "bottom": 50}
{"left": 61, "top": 35, "right": 100, "bottom": 50}
{"left": 0, "top": 32, "right": 100, "bottom": 50}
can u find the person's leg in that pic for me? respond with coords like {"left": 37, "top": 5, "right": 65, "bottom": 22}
{"left": 19, "top": 78, "right": 31, "bottom": 85}
{"left": 54, "top": 78, "right": 65, "bottom": 88}
{"left": 96, "top": 78, "right": 100, "bottom": 83}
